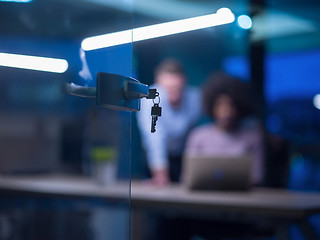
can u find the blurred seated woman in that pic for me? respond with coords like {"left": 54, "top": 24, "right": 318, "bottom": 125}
{"left": 184, "top": 72, "right": 264, "bottom": 185}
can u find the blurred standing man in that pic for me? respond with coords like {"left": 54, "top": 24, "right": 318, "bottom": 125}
{"left": 137, "top": 59, "right": 201, "bottom": 185}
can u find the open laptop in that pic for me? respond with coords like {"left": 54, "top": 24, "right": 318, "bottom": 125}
{"left": 182, "top": 155, "right": 252, "bottom": 191}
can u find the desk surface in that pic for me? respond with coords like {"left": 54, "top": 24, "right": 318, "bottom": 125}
{"left": 131, "top": 183, "right": 320, "bottom": 219}
{"left": 0, "top": 174, "right": 320, "bottom": 219}
{"left": 0, "top": 174, "right": 130, "bottom": 200}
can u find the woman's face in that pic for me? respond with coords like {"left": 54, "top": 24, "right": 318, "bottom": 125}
{"left": 212, "top": 94, "right": 238, "bottom": 131}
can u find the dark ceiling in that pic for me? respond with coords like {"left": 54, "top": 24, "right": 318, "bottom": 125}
{"left": 0, "top": 0, "right": 319, "bottom": 44}
{"left": 268, "top": 0, "right": 320, "bottom": 23}
{"left": 0, "top": 0, "right": 133, "bottom": 39}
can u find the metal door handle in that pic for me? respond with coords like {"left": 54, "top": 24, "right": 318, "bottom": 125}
{"left": 63, "top": 82, "right": 96, "bottom": 98}
{"left": 63, "top": 72, "right": 150, "bottom": 111}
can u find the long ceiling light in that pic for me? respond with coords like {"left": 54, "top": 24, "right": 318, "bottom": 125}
{"left": 0, "top": 0, "right": 32, "bottom": 2}
{"left": 313, "top": 94, "right": 320, "bottom": 110}
{"left": 0, "top": 52, "right": 68, "bottom": 73}
{"left": 82, "top": 7, "right": 235, "bottom": 51}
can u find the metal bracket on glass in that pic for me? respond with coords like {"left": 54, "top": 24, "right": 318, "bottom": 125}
{"left": 63, "top": 72, "right": 150, "bottom": 112}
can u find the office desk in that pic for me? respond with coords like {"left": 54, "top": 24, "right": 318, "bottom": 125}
{"left": 0, "top": 174, "right": 130, "bottom": 200}
{"left": 0, "top": 175, "right": 319, "bottom": 240}
{"left": 131, "top": 183, "right": 320, "bottom": 240}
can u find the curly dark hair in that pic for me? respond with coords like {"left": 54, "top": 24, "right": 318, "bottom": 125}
{"left": 202, "top": 72, "right": 254, "bottom": 119}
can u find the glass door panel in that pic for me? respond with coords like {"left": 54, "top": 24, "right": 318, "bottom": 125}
{"left": 0, "top": 1, "right": 133, "bottom": 240}
{"left": 130, "top": 1, "right": 251, "bottom": 239}
{"left": 130, "top": 0, "right": 251, "bottom": 186}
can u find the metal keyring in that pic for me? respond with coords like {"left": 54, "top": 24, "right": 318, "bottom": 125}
{"left": 153, "top": 95, "right": 160, "bottom": 105}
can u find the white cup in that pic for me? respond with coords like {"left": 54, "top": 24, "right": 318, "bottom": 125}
{"left": 94, "top": 161, "right": 117, "bottom": 187}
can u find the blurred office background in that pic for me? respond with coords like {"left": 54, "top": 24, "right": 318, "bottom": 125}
{"left": 0, "top": 0, "right": 320, "bottom": 239}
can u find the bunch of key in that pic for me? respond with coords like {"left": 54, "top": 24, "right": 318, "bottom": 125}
{"left": 147, "top": 89, "right": 162, "bottom": 133}
{"left": 151, "top": 102, "right": 161, "bottom": 133}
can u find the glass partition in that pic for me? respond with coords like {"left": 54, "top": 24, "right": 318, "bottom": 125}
{"left": 131, "top": 0, "right": 251, "bottom": 180}
{"left": 130, "top": 1, "right": 251, "bottom": 240}
{"left": 264, "top": 1, "right": 320, "bottom": 190}
{"left": 0, "top": 1, "right": 133, "bottom": 240}
{"left": 129, "top": 0, "right": 320, "bottom": 239}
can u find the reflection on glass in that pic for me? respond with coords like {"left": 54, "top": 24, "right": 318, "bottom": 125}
{"left": 0, "top": 52, "right": 68, "bottom": 73}
{"left": 0, "top": 0, "right": 133, "bottom": 239}
{"left": 82, "top": 7, "right": 235, "bottom": 51}
{"left": 131, "top": 1, "right": 320, "bottom": 240}
{"left": 131, "top": 1, "right": 253, "bottom": 239}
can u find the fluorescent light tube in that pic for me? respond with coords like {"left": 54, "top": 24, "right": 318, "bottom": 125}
{"left": 0, "top": 0, "right": 32, "bottom": 2}
{"left": 82, "top": 7, "right": 235, "bottom": 51}
{"left": 0, "top": 52, "right": 69, "bottom": 73}
{"left": 313, "top": 94, "right": 320, "bottom": 110}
